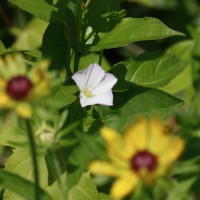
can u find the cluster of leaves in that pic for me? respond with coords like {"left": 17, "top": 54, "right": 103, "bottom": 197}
{"left": 0, "top": 0, "right": 200, "bottom": 200}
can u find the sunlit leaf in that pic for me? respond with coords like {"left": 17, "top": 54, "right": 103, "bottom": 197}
{"left": 91, "top": 17, "right": 184, "bottom": 51}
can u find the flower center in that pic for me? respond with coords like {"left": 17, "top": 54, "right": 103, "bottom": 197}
{"left": 6, "top": 75, "right": 33, "bottom": 100}
{"left": 130, "top": 150, "right": 158, "bottom": 172}
{"left": 83, "top": 88, "right": 94, "bottom": 98}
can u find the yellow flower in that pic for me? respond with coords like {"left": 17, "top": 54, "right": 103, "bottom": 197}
{"left": 0, "top": 54, "right": 51, "bottom": 118}
{"left": 88, "top": 118, "right": 184, "bottom": 199}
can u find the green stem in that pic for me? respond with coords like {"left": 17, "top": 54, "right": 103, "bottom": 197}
{"left": 83, "top": 0, "right": 91, "bottom": 8}
{"left": 25, "top": 119, "right": 40, "bottom": 200}
{"left": 74, "top": 0, "right": 83, "bottom": 73}
{"left": 48, "top": 148, "right": 66, "bottom": 200}
{"left": 98, "top": 50, "right": 103, "bottom": 65}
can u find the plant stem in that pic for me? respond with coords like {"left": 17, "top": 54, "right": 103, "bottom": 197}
{"left": 48, "top": 148, "right": 66, "bottom": 200}
{"left": 25, "top": 119, "right": 40, "bottom": 200}
{"left": 98, "top": 50, "right": 103, "bottom": 65}
{"left": 83, "top": 0, "right": 92, "bottom": 8}
{"left": 74, "top": 0, "right": 83, "bottom": 73}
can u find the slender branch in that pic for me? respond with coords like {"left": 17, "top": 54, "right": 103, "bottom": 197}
{"left": 74, "top": 0, "right": 83, "bottom": 73}
{"left": 25, "top": 119, "right": 40, "bottom": 200}
{"left": 83, "top": 0, "right": 92, "bottom": 9}
{"left": 48, "top": 148, "right": 66, "bottom": 200}
{"left": 98, "top": 50, "right": 103, "bottom": 65}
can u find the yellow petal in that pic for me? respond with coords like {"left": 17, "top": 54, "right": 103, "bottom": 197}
{"left": 0, "top": 93, "right": 10, "bottom": 107}
{"left": 88, "top": 161, "right": 125, "bottom": 177}
{"left": 101, "top": 127, "right": 121, "bottom": 145}
{"left": 5, "top": 54, "right": 19, "bottom": 76}
{"left": 100, "top": 127, "right": 132, "bottom": 166}
{"left": 159, "top": 137, "right": 184, "bottom": 167}
{"left": 110, "top": 172, "right": 139, "bottom": 199}
{"left": 0, "top": 78, "right": 6, "bottom": 89}
{"left": 15, "top": 103, "right": 32, "bottom": 118}
{"left": 124, "top": 118, "right": 148, "bottom": 150}
{"left": 32, "top": 60, "right": 49, "bottom": 83}
{"left": 147, "top": 118, "right": 170, "bottom": 154}
{"left": 14, "top": 54, "right": 27, "bottom": 74}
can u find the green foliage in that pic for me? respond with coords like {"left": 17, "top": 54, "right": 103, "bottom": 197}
{"left": 90, "top": 17, "right": 184, "bottom": 51}
{"left": 11, "top": 18, "right": 48, "bottom": 50}
{"left": 112, "top": 51, "right": 185, "bottom": 88}
{"left": 0, "top": 169, "right": 52, "bottom": 200}
{"left": 1, "top": 0, "right": 197, "bottom": 200}
{"left": 42, "top": 22, "right": 71, "bottom": 70}
{"left": 54, "top": 86, "right": 78, "bottom": 109}
{"left": 0, "top": 41, "right": 6, "bottom": 55}
{"left": 68, "top": 173, "right": 98, "bottom": 200}
{"left": 96, "top": 87, "right": 183, "bottom": 131}
{"left": 8, "top": 0, "right": 66, "bottom": 22}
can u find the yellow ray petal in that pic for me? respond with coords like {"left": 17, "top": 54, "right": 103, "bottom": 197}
{"left": 0, "top": 78, "right": 6, "bottom": 89}
{"left": 88, "top": 161, "right": 126, "bottom": 177}
{"left": 100, "top": 127, "right": 132, "bottom": 165}
{"left": 124, "top": 118, "right": 148, "bottom": 150}
{"left": 14, "top": 54, "right": 27, "bottom": 74}
{"left": 5, "top": 54, "right": 19, "bottom": 77}
{"left": 0, "top": 93, "right": 10, "bottom": 107}
{"left": 147, "top": 118, "right": 170, "bottom": 154}
{"left": 110, "top": 172, "right": 139, "bottom": 199}
{"left": 158, "top": 137, "right": 184, "bottom": 167}
{"left": 15, "top": 102, "right": 32, "bottom": 118}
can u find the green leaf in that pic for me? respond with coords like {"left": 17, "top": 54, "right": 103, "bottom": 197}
{"left": 98, "top": 193, "right": 112, "bottom": 200}
{"left": 162, "top": 40, "right": 193, "bottom": 94}
{"left": 96, "top": 87, "right": 183, "bottom": 131}
{"left": 91, "top": 17, "right": 184, "bottom": 51}
{"left": 11, "top": 18, "right": 48, "bottom": 50}
{"left": 112, "top": 51, "right": 185, "bottom": 88}
{"left": 3, "top": 147, "right": 49, "bottom": 200}
{"left": 54, "top": 86, "right": 78, "bottom": 109}
{"left": 68, "top": 173, "right": 98, "bottom": 200}
{"left": 0, "top": 40, "right": 6, "bottom": 55}
{"left": 167, "top": 178, "right": 196, "bottom": 200}
{"left": 85, "top": 0, "right": 120, "bottom": 32}
{"left": 0, "top": 169, "right": 52, "bottom": 200}
{"left": 8, "top": 0, "right": 65, "bottom": 22}
{"left": 42, "top": 22, "right": 71, "bottom": 70}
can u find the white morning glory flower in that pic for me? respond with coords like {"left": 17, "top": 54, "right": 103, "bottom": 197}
{"left": 72, "top": 63, "right": 117, "bottom": 107}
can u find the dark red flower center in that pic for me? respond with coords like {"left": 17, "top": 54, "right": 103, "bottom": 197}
{"left": 130, "top": 150, "right": 158, "bottom": 172}
{"left": 6, "top": 76, "right": 33, "bottom": 100}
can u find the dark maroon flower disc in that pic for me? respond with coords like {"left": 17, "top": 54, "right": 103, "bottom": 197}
{"left": 6, "top": 75, "right": 33, "bottom": 100}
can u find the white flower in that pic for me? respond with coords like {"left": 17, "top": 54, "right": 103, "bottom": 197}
{"left": 72, "top": 63, "right": 117, "bottom": 107}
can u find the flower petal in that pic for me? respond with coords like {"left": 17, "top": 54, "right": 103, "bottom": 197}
{"left": 94, "top": 73, "right": 117, "bottom": 95}
{"left": 0, "top": 78, "right": 6, "bottom": 89}
{"left": 101, "top": 127, "right": 132, "bottom": 167}
{"left": 80, "top": 90, "right": 114, "bottom": 107}
{"left": 15, "top": 102, "right": 32, "bottom": 118}
{"left": 79, "top": 92, "right": 95, "bottom": 107}
{"left": 124, "top": 118, "right": 148, "bottom": 150}
{"left": 88, "top": 161, "right": 124, "bottom": 177}
{"left": 158, "top": 137, "right": 184, "bottom": 167}
{"left": 110, "top": 172, "right": 139, "bottom": 199}
{"left": 91, "top": 90, "right": 113, "bottom": 106}
{"left": 72, "top": 63, "right": 106, "bottom": 91}
{"left": 0, "top": 93, "right": 11, "bottom": 107}
{"left": 85, "top": 63, "right": 106, "bottom": 88}
{"left": 72, "top": 71, "right": 86, "bottom": 91}
{"left": 147, "top": 118, "right": 170, "bottom": 154}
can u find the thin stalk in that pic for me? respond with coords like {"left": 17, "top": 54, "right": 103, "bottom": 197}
{"left": 25, "top": 119, "right": 40, "bottom": 200}
{"left": 48, "top": 148, "right": 66, "bottom": 200}
{"left": 83, "top": 0, "right": 92, "bottom": 8}
{"left": 74, "top": 0, "right": 83, "bottom": 73}
{"left": 98, "top": 50, "right": 103, "bottom": 65}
